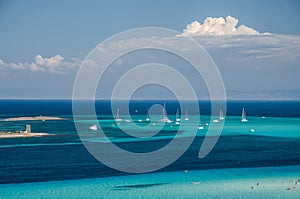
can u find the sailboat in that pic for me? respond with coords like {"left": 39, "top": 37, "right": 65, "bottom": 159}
{"left": 241, "top": 107, "right": 248, "bottom": 122}
{"left": 212, "top": 110, "right": 219, "bottom": 123}
{"left": 115, "top": 108, "right": 122, "bottom": 122}
{"left": 198, "top": 125, "right": 204, "bottom": 130}
{"left": 145, "top": 114, "right": 150, "bottom": 122}
{"left": 198, "top": 110, "right": 204, "bottom": 130}
{"left": 160, "top": 102, "right": 172, "bottom": 123}
{"left": 219, "top": 110, "right": 224, "bottom": 120}
{"left": 184, "top": 109, "right": 189, "bottom": 121}
{"left": 145, "top": 111, "right": 150, "bottom": 121}
{"left": 89, "top": 124, "right": 97, "bottom": 131}
{"left": 175, "top": 109, "right": 181, "bottom": 125}
{"left": 212, "top": 118, "right": 219, "bottom": 123}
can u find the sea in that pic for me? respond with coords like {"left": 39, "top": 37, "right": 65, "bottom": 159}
{"left": 0, "top": 100, "right": 300, "bottom": 198}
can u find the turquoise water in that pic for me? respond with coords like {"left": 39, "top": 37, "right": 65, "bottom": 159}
{"left": 0, "top": 100, "right": 300, "bottom": 198}
{"left": 77, "top": 115, "right": 300, "bottom": 142}
{"left": 0, "top": 115, "right": 299, "bottom": 198}
{"left": 1, "top": 165, "right": 299, "bottom": 199}
{"left": 2, "top": 115, "right": 298, "bottom": 144}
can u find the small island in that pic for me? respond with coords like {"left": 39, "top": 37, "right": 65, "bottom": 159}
{"left": 0, "top": 132, "right": 50, "bottom": 138}
{"left": 4, "top": 116, "right": 65, "bottom": 122}
{"left": 0, "top": 124, "right": 51, "bottom": 138}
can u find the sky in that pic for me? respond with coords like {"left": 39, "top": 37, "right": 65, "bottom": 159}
{"left": 0, "top": 0, "right": 300, "bottom": 99}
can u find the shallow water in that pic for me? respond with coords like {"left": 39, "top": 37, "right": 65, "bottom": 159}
{"left": 1, "top": 165, "right": 300, "bottom": 199}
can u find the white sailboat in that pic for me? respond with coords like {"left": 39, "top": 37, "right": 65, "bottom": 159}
{"left": 160, "top": 102, "right": 172, "bottom": 123}
{"left": 241, "top": 107, "right": 248, "bottom": 122}
{"left": 145, "top": 115, "right": 150, "bottom": 121}
{"left": 125, "top": 119, "right": 131, "bottom": 123}
{"left": 198, "top": 126, "right": 204, "bottom": 130}
{"left": 175, "top": 109, "right": 181, "bottom": 125}
{"left": 89, "top": 124, "right": 97, "bottom": 131}
{"left": 212, "top": 119, "right": 219, "bottom": 123}
{"left": 184, "top": 109, "right": 189, "bottom": 121}
{"left": 198, "top": 110, "right": 204, "bottom": 130}
{"left": 115, "top": 108, "right": 122, "bottom": 122}
{"left": 145, "top": 111, "right": 150, "bottom": 122}
{"left": 219, "top": 110, "right": 224, "bottom": 120}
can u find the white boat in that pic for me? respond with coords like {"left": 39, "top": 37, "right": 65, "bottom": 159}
{"left": 160, "top": 102, "right": 172, "bottom": 123}
{"left": 175, "top": 109, "right": 181, "bottom": 125}
{"left": 115, "top": 108, "right": 122, "bottom": 122}
{"left": 184, "top": 109, "right": 189, "bottom": 121}
{"left": 125, "top": 119, "right": 131, "bottom": 123}
{"left": 198, "top": 110, "right": 204, "bottom": 130}
{"left": 241, "top": 107, "right": 248, "bottom": 122}
{"left": 175, "top": 109, "right": 181, "bottom": 122}
{"left": 145, "top": 112, "right": 151, "bottom": 121}
{"left": 212, "top": 119, "right": 219, "bottom": 123}
{"left": 89, "top": 124, "right": 97, "bottom": 131}
{"left": 138, "top": 119, "right": 142, "bottom": 122}
{"left": 219, "top": 110, "right": 224, "bottom": 120}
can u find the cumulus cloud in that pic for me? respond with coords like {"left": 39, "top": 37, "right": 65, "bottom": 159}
{"left": 182, "top": 16, "right": 261, "bottom": 36}
{"left": 35, "top": 54, "right": 64, "bottom": 67}
{"left": 0, "top": 55, "right": 81, "bottom": 74}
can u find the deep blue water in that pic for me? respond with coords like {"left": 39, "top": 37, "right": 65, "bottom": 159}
{"left": 0, "top": 99, "right": 300, "bottom": 117}
{"left": 0, "top": 100, "right": 300, "bottom": 184}
{"left": 0, "top": 135, "right": 300, "bottom": 184}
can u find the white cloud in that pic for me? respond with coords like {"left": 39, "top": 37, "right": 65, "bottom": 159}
{"left": 27, "top": 63, "right": 45, "bottom": 72}
{"left": 9, "top": 63, "right": 26, "bottom": 70}
{"left": 182, "top": 16, "right": 261, "bottom": 36}
{"left": 35, "top": 54, "right": 64, "bottom": 67}
{"left": 0, "top": 55, "right": 82, "bottom": 74}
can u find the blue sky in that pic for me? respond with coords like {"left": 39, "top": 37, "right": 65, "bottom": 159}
{"left": 0, "top": 0, "right": 300, "bottom": 99}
